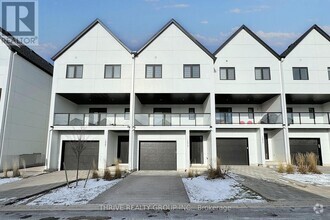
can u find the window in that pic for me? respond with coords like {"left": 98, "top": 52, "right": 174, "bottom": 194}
{"left": 220, "top": 67, "right": 235, "bottom": 80}
{"left": 293, "top": 67, "right": 309, "bottom": 80}
{"left": 183, "top": 64, "right": 200, "bottom": 78}
{"left": 66, "top": 65, "right": 83, "bottom": 78}
{"left": 189, "top": 108, "right": 195, "bottom": 120}
{"left": 124, "top": 108, "right": 130, "bottom": 120}
{"left": 255, "top": 67, "right": 271, "bottom": 80}
{"left": 264, "top": 133, "right": 269, "bottom": 160}
{"left": 248, "top": 108, "right": 254, "bottom": 119}
{"left": 105, "top": 65, "right": 121, "bottom": 78}
{"left": 145, "top": 65, "right": 162, "bottom": 78}
{"left": 309, "top": 108, "right": 315, "bottom": 119}
{"left": 328, "top": 67, "right": 330, "bottom": 80}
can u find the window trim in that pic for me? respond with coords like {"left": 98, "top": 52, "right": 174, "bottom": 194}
{"left": 183, "top": 64, "right": 200, "bottom": 78}
{"left": 145, "top": 64, "right": 162, "bottom": 78}
{"left": 255, "top": 67, "right": 271, "bottom": 80}
{"left": 219, "top": 67, "right": 236, "bottom": 80}
{"left": 66, "top": 64, "right": 83, "bottom": 79}
{"left": 104, "top": 64, "right": 121, "bottom": 79}
{"left": 292, "top": 67, "right": 309, "bottom": 80}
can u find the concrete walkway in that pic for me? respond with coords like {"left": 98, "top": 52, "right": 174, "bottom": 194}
{"left": 230, "top": 166, "right": 330, "bottom": 202}
{"left": 90, "top": 171, "right": 189, "bottom": 204}
{"left": 0, "top": 171, "right": 88, "bottom": 205}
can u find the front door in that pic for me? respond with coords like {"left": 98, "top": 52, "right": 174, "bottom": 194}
{"left": 117, "top": 136, "right": 129, "bottom": 163}
{"left": 190, "top": 136, "right": 204, "bottom": 164}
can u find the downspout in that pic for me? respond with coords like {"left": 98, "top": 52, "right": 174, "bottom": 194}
{"left": 0, "top": 51, "right": 17, "bottom": 168}
{"left": 279, "top": 57, "right": 290, "bottom": 164}
{"left": 128, "top": 52, "right": 136, "bottom": 170}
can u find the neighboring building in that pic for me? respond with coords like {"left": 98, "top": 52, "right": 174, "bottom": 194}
{"left": 46, "top": 19, "right": 330, "bottom": 171}
{"left": 0, "top": 28, "right": 53, "bottom": 170}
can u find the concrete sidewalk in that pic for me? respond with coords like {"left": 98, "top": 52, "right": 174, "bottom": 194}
{"left": 230, "top": 166, "right": 330, "bottom": 202}
{"left": 0, "top": 171, "right": 88, "bottom": 205}
{"left": 90, "top": 171, "right": 189, "bottom": 204}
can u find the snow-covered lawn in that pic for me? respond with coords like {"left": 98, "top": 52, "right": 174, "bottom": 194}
{"left": 182, "top": 176, "right": 265, "bottom": 203}
{"left": 283, "top": 173, "right": 330, "bottom": 186}
{"left": 26, "top": 179, "right": 121, "bottom": 205}
{"left": 0, "top": 177, "right": 22, "bottom": 186}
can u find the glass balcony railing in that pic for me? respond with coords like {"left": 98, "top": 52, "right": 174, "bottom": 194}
{"left": 287, "top": 112, "right": 330, "bottom": 124}
{"left": 215, "top": 112, "right": 283, "bottom": 124}
{"left": 54, "top": 113, "right": 130, "bottom": 126}
{"left": 134, "top": 113, "right": 211, "bottom": 126}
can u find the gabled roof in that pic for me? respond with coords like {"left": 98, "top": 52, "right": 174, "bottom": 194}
{"left": 52, "top": 19, "right": 131, "bottom": 61}
{"left": 213, "top": 25, "right": 281, "bottom": 60}
{"left": 135, "top": 19, "right": 216, "bottom": 61}
{"left": 0, "top": 27, "right": 53, "bottom": 75}
{"left": 281, "top": 24, "right": 330, "bottom": 58}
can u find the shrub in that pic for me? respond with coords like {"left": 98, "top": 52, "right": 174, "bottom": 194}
{"left": 295, "top": 153, "right": 308, "bottom": 174}
{"left": 114, "top": 159, "right": 122, "bottom": 179}
{"left": 207, "top": 158, "right": 228, "bottom": 179}
{"left": 3, "top": 162, "right": 8, "bottom": 178}
{"left": 12, "top": 160, "right": 20, "bottom": 177}
{"left": 92, "top": 170, "right": 99, "bottom": 179}
{"left": 103, "top": 168, "right": 112, "bottom": 181}
{"left": 277, "top": 163, "right": 285, "bottom": 173}
{"left": 306, "top": 152, "right": 321, "bottom": 174}
{"left": 286, "top": 164, "right": 295, "bottom": 174}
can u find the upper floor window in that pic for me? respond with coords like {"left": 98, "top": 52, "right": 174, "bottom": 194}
{"left": 105, "top": 65, "right": 121, "bottom": 78}
{"left": 184, "top": 64, "right": 200, "bottom": 78}
{"left": 220, "top": 67, "right": 235, "bottom": 80}
{"left": 146, "top": 65, "right": 162, "bottom": 78}
{"left": 255, "top": 67, "right": 270, "bottom": 80}
{"left": 293, "top": 67, "right": 309, "bottom": 80}
{"left": 66, "top": 65, "right": 83, "bottom": 78}
{"left": 328, "top": 67, "right": 330, "bottom": 80}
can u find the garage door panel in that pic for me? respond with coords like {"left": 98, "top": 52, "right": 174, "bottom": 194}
{"left": 290, "top": 138, "right": 322, "bottom": 165}
{"left": 140, "top": 141, "right": 176, "bottom": 170}
{"left": 216, "top": 138, "right": 249, "bottom": 165}
{"left": 62, "top": 141, "right": 99, "bottom": 170}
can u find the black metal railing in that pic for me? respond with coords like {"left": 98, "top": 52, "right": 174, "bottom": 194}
{"left": 54, "top": 113, "right": 130, "bottom": 126}
{"left": 134, "top": 113, "right": 211, "bottom": 126}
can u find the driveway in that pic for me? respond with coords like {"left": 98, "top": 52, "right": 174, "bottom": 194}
{"left": 90, "top": 171, "right": 189, "bottom": 204}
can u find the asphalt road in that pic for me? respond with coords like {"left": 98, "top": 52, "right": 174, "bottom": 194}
{"left": 0, "top": 206, "right": 328, "bottom": 220}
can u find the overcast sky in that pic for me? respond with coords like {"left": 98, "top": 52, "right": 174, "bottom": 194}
{"left": 22, "top": 0, "right": 330, "bottom": 62}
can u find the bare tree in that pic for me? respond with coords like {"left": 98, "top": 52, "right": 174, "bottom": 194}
{"left": 68, "top": 129, "right": 87, "bottom": 187}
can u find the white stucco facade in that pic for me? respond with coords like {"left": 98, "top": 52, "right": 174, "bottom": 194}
{"left": 46, "top": 20, "right": 330, "bottom": 171}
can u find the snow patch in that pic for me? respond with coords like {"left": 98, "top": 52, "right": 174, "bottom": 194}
{"left": 0, "top": 177, "right": 22, "bottom": 185}
{"left": 27, "top": 179, "right": 121, "bottom": 205}
{"left": 283, "top": 174, "right": 330, "bottom": 186}
{"left": 182, "top": 176, "right": 265, "bottom": 203}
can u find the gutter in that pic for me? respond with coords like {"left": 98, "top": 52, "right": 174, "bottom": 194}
{"left": 0, "top": 52, "right": 17, "bottom": 168}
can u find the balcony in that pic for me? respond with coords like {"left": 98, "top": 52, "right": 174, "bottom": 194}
{"left": 215, "top": 112, "right": 282, "bottom": 124}
{"left": 288, "top": 112, "right": 330, "bottom": 125}
{"left": 54, "top": 113, "right": 130, "bottom": 126}
{"left": 135, "top": 113, "right": 211, "bottom": 126}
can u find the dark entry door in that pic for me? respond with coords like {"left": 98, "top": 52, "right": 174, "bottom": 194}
{"left": 117, "top": 136, "right": 129, "bottom": 163}
{"left": 190, "top": 136, "right": 204, "bottom": 164}
{"left": 216, "top": 138, "right": 249, "bottom": 165}
{"left": 139, "top": 141, "right": 177, "bottom": 170}
{"left": 61, "top": 141, "right": 99, "bottom": 170}
{"left": 290, "top": 138, "right": 322, "bottom": 165}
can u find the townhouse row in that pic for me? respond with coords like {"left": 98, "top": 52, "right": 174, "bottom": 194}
{"left": 1, "top": 18, "right": 330, "bottom": 171}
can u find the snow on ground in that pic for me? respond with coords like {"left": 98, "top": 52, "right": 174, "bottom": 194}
{"left": 27, "top": 179, "right": 121, "bottom": 205}
{"left": 0, "top": 177, "right": 22, "bottom": 186}
{"left": 182, "top": 176, "right": 265, "bottom": 203}
{"left": 283, "top": 173, "right": 330, "bottom": 186}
